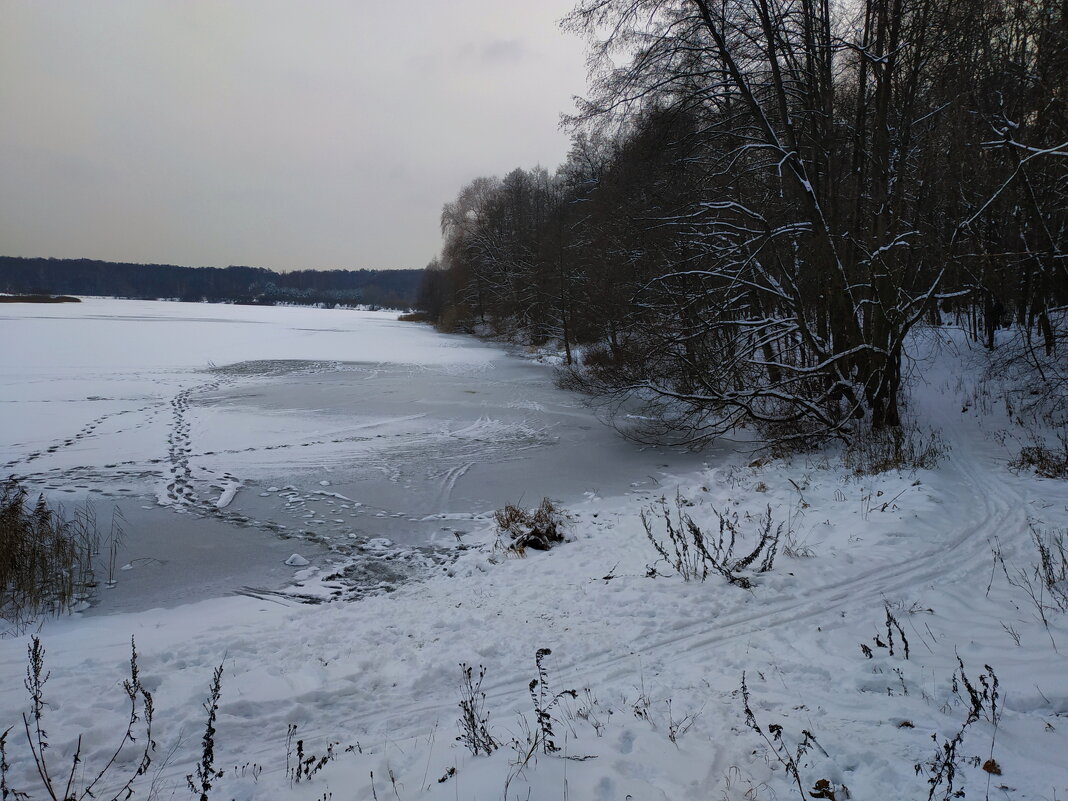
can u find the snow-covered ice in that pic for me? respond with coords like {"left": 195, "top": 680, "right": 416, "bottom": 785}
{"left": 1, "top": 298, "right": 706, "bottom": 610}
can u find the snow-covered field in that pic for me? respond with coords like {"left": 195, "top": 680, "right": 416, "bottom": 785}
{"left": 1, "top": 302, "right": 1066, "bottom": 800}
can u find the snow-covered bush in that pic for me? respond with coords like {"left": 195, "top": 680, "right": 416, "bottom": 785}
{"left": 494, "top": 497, "right": 566, "bottom": 553}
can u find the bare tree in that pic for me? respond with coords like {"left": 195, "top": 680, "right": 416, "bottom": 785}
{"left": 560, "top": 0, "right": 1052, "bottom": 444}
{"left": 419, "top": 0, "right": 1065, "bottom": 448}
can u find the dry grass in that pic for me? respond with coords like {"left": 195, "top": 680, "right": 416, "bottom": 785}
{"left": 1009, "top": 435, "right": 1068, "bottom": 478}
{"left": 6, "top": 636, "right": 156, "bottom": 801}
{"left": 1, "top": 479, "right": 99, "bottom": 631}
{"left": 844, "top": 422, "right": 947, "bottom": 475}
{"left": 434, "top": 305, "right": 467, "bottom": 333}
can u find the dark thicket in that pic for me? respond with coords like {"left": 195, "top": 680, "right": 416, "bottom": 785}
{"left": 0, "top": 256, "right": 422, "bottom": 308}
{"left": 416, "top": 0, "right": 1067, "bottom": 447}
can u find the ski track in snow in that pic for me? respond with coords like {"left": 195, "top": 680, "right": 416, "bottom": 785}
{"left": 604, "top": 413, "right": 1013, "bottom": 691}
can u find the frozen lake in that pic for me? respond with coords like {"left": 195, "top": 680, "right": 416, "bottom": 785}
{"left": 1, "top": 298, "right": 705, "bottom": 610}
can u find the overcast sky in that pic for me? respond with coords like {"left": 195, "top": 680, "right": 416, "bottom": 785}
{"left": 0, "top": 1, "right": 589, "bottom": 271}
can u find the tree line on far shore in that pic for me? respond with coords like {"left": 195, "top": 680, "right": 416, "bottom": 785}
{"left": 0, "top": 256, "right": 422, "bottom": 309}
{"left": 415, "top": 0, "right": 1067, "bottom": 446}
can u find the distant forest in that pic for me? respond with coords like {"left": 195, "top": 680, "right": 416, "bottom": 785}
{"left": 0, "top": 256, "right": 421, "bottom": 309}
{"left": 416, "top": 0, "right": 1067, "bottom": 446}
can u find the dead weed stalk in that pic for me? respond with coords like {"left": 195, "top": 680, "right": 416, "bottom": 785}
{"left": 642, "top": 493, "right": 782, "bottom": 587}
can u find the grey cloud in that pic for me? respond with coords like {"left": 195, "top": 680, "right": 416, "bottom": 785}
{"left": 479, "top": 38, "right": 527, "bottom": 64}
{"left": 0, "top": 0, "right": 587, "bottom": 271}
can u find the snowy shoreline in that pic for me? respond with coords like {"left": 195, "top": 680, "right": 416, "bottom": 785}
{"left": 1, "top": 305, "right": 1066, "bottom": 799}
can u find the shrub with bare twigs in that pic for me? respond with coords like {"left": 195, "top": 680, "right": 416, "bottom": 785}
{"left": 641, "top": 494, "right": 782, "bottom": 587}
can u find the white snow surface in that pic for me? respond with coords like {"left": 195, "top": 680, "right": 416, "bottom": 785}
{"left": 0, "top": 306, "right": 1066, "bottom": 800}
{"left": 2, "top": 298, "right": 490, "bottom": 371}
{"left": 2, "top": 298, "right": 710, "bottom": 610}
